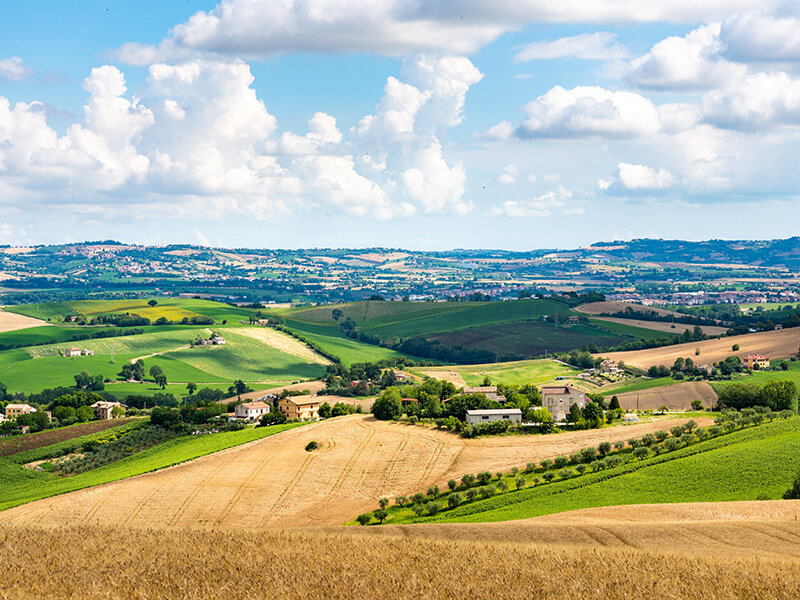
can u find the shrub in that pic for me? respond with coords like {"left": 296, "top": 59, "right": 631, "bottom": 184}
{"left": 305, "top": 441, "right": 319, "bottom": 452}
{"left": 447, "top": 493, "right": 463, "bottom": 509}
{"left": 590, "top": 460, "right": 604, "bottom": 472}
{"left": 780, "top": 410, "right": 794, "bottom": 419}
{"left": 356, "top": 513, "right": 372, "bottom": 526}
{"left": 553, "top": 456, "right": 568, "bottom": 469}
{"left": 691, "top": 399, "right": 703, "bottom": 410}
{"left": 696, "top": 427, "right": 708, "bottom": 440}
{"left": 411, "top": 503, "right": 425, "bottom": 517}
{"left": 732, "top": 344, "right": 739, "bottom": 351}
{"left": 783, "top": 470, "right": 800, "bottom": 499}
{"left": 708, "top": 425, "right": 722, "bottom": 436}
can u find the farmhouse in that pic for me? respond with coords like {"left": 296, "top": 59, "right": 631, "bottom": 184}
{"left": 210, "top": 336, "right": 226, "bottom": 345}
{"left": 278, "top": 396, "right": 321, "bottom": 421}
{"left": 465, "top": 408, "right": 522, "bottom": 425}
{"left": 90, "top": 401, "right": 125, "bottom": 420}
{"left": 5, "top": 403, "right": 36, "bottom": 419}
{"left": 540, "top": 384, "right": 586, "bottom": 421}
{"left": 742, "top": 354, "right": 770, "bottom": 369}
{"left": 459, "top": 386, "right": 507, "bottom": 403}
{"left": 63, "top": 347, "right": 93, "bottom": 357}
{"left": 234, "top": 401, "right": 270, "bottom": 421}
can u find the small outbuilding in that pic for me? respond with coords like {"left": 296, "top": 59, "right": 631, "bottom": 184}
{"left": 465, "top": 408, "right": 522, "bottom": 425}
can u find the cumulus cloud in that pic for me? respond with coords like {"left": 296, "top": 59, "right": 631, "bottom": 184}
{"left": 721, "top": 11, "right": 800, "bottom": 62}
{"left": 497, "top": 164, "right": 520, "bottom": 184}
{"left": 0, "top": 53, "right": 481, "bottom": 220}
{"left": 617, "top": 162, "right": 677, "bottom": 189}
{"left": 114, "top": 0, "right": 779, "bottom": 63}
{"left": 491, "top": 185, "right": 579, "bottom": 217}
{"left": 0, "top": 56, "right": 33, "bottom": 81}
{"left": 514, "top": 32, "right": 629, "bottom": 62}
{"left": 702, "top": 71, "right": 800, "bottom": 130}
{"left": 514, "top": 85, "right": 662, "bottom": 139}
{"left": 625, "top": 23, "right": 747, "bottom": 90}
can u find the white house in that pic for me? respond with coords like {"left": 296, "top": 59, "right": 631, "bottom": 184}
{"left": 234, "top": 401, "right": 270, "bottom": 421}
{"left": 540, "top": 384, "right": 586, "bottom": 422}
{"left": 465, "top": 408, "right": 522, "bottom": 425}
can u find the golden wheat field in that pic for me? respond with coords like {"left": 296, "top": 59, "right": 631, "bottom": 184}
{"left": 0, "top": 414, "right": 710, "bottom": 529}
{"left": 611, "top": 381, "right": 718, "bottom": 410}
{"left": 596, "top": 327, "right": 800, "bottom": 369}
{"left": 576, "top": 301, "right": 688, "bottom": 318}
{"left": 2, "top": 522, "right": 800, "bottom": 600}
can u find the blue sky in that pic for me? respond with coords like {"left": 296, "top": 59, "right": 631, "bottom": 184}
{"left": 1, "top": 1, "right": 799, "bottom": 249}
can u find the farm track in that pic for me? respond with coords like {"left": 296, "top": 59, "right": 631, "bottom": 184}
{"left": 2, "top": 414, "right": 712, "bottom": 530}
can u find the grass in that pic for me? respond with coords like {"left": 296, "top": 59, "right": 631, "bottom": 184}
{"left": 420, "top": 359, "right": 579, "bottom": 386}
{"left": 600, "top": 377, "right": 680, "bottom": 394}
{"left": 0, "top": 325, "right": 128, "bottom": 349}
{"left": 380, "top": 417, "right": 800, "bottom": 525}
{"left": 0, "top": 422, "right": 302, "bottom": 511}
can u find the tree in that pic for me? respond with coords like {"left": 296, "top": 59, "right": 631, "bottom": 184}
{"left": 149, "top": 365, "right": 164, "bottom": 381}
{"left": 691, "top": 399, "right": 703, "bottom": 410}
{"left": 515, "top": 476, "right": 526, "bottom": 490}
{"left": 148, "top": 299, "right": 158, "bottom": 307}
{"left": 598, "top": 441, "right": 611, "bottom": 456}
{"left": 633, "top": 447, "right": 649, "bottom": 460}
{"left": 527, "top": 407, "right": 554, "bottom": 433}
{"left": 154, "top": 373, "right": 167, "bottom": 389}
{"left": 186, "top": 382, "right": 197, "bottom": 395}
{"left": 75, "top": 405, "right": 94, "bottom": 422}
{"left": 542, "top": 472, "right": 555, "bottom": 483}
{"left": 395, "top": 496, "right": 408, "bottom": 507}
{"left": 111, "top": 406, "right": 125, "bottom": 418}
{"left": 608, "top": 395, "right": 620, "bottom": 410}
{"left": 447, "top": 479, "right": 457, "bottom": 491}
{"left": 447, "top": 493, "right": 463, "bottom": 509}
{"left": 732, "top": 344, "right": 740, "bottom": 351}
{"left": 465, "top": 488, "right": 478, "bottom": 502}
{"left": 356, "top": 513, "right": 372, "bottom": 526}
{"left": 425, "top": 501, "right": 441, "bottom": 515}
{"left": 497, "top": 480, "right": 508, "bottom": 493}
{"left": 373, "top": 508, "right": 388, "bottom": 523}
{"left": 567, "top": 402, "right": 582, "bottom": 423}
{"left": 74, "top": 371, "right": 92, "bottom": 389}
{"left": 783, "top": 471, "right": 800, "bottom": 499}
{"left": 481, "top": 375, "right": 492, "bottom": 386}
{"left": 411, "top": 503, "right": 425, "bottom": 517}
{"left": 461, "top": 474, "right": 476, "bottom": 487}
{"left": 582, "top": 401, "right": 604, "bottom": 427}
{"left": 378, "top": 497, "right": 389, "bottom": 509}
{"left": 258, "top": 411, "right": 286, "bottom": 426}
{"left": 53, "top": 406, "right": 77, "bottom": 426}
{"left": 427, "top": 485, "right": 440, "bottom": 499}
{"left": 318, "top": 402, "right": 332, "bottom": 419}
{"left": 371, "top": 388, "right": 402, "bottom": 420}
{"left": 759, "top": 380, "right": 797, "bottom": 411}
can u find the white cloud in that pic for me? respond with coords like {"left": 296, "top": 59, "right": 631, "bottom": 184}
{"left": 514, "top": 85, "right": 662, "bottom": 139}
{"left": 617, "top": 162, "right": 677, "bottom": 189}
{"left": 721, "top": 11, "right": 800, "bottom": 62}
{"left": 491, "top": 185, "right": 578, "bottom": 218}
{"left": 514, "top": 32, "right": 629, "bottom": 62}
{"left": 497, "top": 164, "right": 521, "bottom": 184}
{"left": 625, "top": 23, "right": 747, "bottom": 90}
{"left": 402, "top": 140, "right": 471, "bottom": 215}
{"left": 114, "top": 0, "right": 779, "bottom": 63}
{"left": 702, "top": 71, "right": 800, "bottom": 130}
{"left": 0, "top": 56, "right": 33, "bottom": 81}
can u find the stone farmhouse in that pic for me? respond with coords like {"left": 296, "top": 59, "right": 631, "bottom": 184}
{"left": 234, "top": 401, "right": 270, "bottom": 421}
{"left": 63, "top": 347, "right": 94, "bottom": 357}
{"left": 465, "top": 408, "right": 522, "bottom": 425}
{"left": 90, "top": 401, "right": 126, "bottom": 420}
{"left": 540, "top": 384, "right": 587, "bottom": 422}
{"left": 742, "top": 354, "right": 770, "bottom": 369}
{"left": 278, "top": 396, "right": 321, "bottom": 421}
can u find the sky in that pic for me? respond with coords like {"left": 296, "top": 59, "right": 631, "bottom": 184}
{"left": 1, "top": 0, "right": 800, "bottom": 250}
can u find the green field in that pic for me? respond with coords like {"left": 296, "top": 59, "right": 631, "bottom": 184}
{"left": 378, "top": 418, "right": 800, "bottom": 525}
{"left": 419, "top": 359, "right": 580, "bottom": 386}
{"left": 600, "top": 377, "right": 680, "bottom": 395}
{"left": 6, "top": 298, "right": 256, "bottom": 324}
{"left": 0, "top": 422, "right": 301, "bottom": 511}
{"left": 280, "top": 300, "right": 673, "bottom": 363}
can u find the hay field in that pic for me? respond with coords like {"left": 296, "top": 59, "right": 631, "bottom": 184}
{"left": 228, "top": 327, "right": 332, "bottom": 365}
{"left": 417, "top": 359, "right": 579, "bottom": 387}
{"left": 1, "top": 523, "right": 799, "bottom": 600}
{"left": 597, "top": 327, "right": 800, "bottom": 369}
{"left": 592, "top": 316, "right": 728, "bottom": 336}
{"left": 1, "top": 414, "right": 710, "bottom": 530}
{"left": 576, "top": 301, "right": 687, "bottom": 318}
{"left": 612, "top": 380, "right": 717, "bottom": 410}
{"left": 0, "top": 309, "right": 48, "bottom": 333}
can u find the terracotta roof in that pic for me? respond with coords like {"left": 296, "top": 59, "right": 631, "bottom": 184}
{"left": 401, "top": 397, "right": 418, "bottom": 403}
{"left": 5, "top": 403, "right": 34, "bottom": 410}
{"left": 282, "top": 395, "right": 321, "bottom": 406}
{"left": 241, "top": 401, "right": 270, "bottom": 409}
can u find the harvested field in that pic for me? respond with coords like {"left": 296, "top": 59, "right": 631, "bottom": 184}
{"left": 612, "top": 381, "right": 717, "bottom": 410}
{"left": 227, "top": 327, "right": 332, "bottom": 365}
{"left": 576, "top": 301, "right": 687, "bottom": 318}
{"left": 0, "top": 418, "right": 137, "bottom": 458}
{"left": 0, "top": 309, "right": 48, "bottom": 333}
{"left": 596, "top": 327, "right": 800, "bottom": 369}
{"left": 592, "top": 316, "right": 728, "bottom": 336}
{"left": 2, "top": 523, "right": 800, "bottom": 600}
{"left": 354, "top": 500, "right": 800, "bottom": 561}
{"left": 232, "top": 380, "right": 327, "bottom": 402}
{"left": 416, "top": 369, "right": 467, "bottom": 387}
{"left": 1, "top": 414, "right": 710, "bottom": 530}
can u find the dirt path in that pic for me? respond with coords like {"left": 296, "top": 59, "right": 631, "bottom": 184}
{"left": 2, "top": 414, "right": 710, "bottom": 530}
